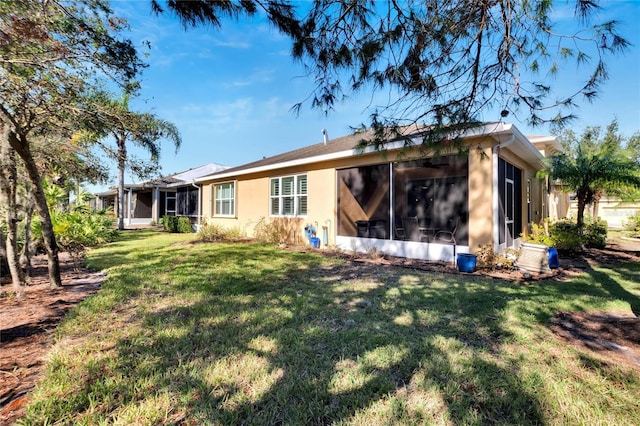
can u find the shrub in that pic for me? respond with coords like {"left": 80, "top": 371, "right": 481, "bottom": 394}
{"left": 583, "top": 220, "right": 607, "bottom": 248}
{"left": 496, "top": 248, "right": 519, "bottom": 269}
{"left": 161, "top": 215, "right": 177, "bottom": 232}
{"left": 161, "top": 215, "right": 193, "bottom": 233}
{"left": 475, "top": 244, "right": 495, "bottom": 268}
{"left": 197, "top": 223, "right": 227, "bottom": 241}
{"left": 177, "top": 217, "right": 193, "bottom": 233}
{"left": 548, "top": 220, "right": 583, "bottom": 250}
{"left": 253, "top": 217, "right": 291, "bottom": 244}
{"left": 475, "top": 244, "right": 519, "bottom": 269}
{"left": 32, "top": 206, "right": 118, "bottom": 252}
{"left": 198, "top": 224, "right": 245, "bottom": 241}
{"left": 522, "top": 219, "right": 606, "bottom": 251}
{"left": 623, "top": 211, "right": 640, "bottom": 237}
{"left": 523, "top": 222, "right": 554, "bottom": 246}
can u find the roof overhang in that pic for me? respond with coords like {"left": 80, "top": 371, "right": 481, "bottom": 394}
{"left": 196, "top": 122, "right": 545, "bottom": 182}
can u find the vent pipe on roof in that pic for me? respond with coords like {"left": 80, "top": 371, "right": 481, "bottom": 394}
{"left": 322, "top": 129, "right": 328, "bottom": 145}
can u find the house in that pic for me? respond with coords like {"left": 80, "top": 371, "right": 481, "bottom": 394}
{"left": 196, "top": 123, "right": 561, "bottom": 262}
{"left": 93, "top": 163, "right": 228, "bottom": 227}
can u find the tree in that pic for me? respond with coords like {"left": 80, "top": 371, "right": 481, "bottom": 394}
{"left": 0, "top": 130, "right": 25, "bottom": 289}
{"left": 154, "top": 0, "right": 629, "bottom": 145}
{"left": 0, "top": 0, "right": 143, "bottom": 287}
{"left": 549, "top": 120, "right": 640, "bottom": 229}
{"left": 89, "top": 92, "right": 182, "bottom": 230}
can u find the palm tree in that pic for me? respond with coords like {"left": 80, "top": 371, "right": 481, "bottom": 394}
{"left": 96, "top": 93, "right": 182, "bottom": 230}
{"left": 549, "top": 123, "right": 640, "bottom": 229}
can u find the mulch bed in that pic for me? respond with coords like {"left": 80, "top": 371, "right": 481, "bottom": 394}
{"left": 1, "top": 238, "right": 639, "bottom": 423}
{"left": 0, "top": 253, "right": 105, "bottom": 424}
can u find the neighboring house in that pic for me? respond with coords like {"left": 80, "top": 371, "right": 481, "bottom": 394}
{"left": 526, "top": 135, "right": 568, "bottom": 223}
{"left": 93, "top": 163, "right": 228, "bottom": 227}
{"left": 565, "top": 196, "right": 639, "bottom": 229}
{"left": 196, "top": 123, "right": 561, "bottom": 262}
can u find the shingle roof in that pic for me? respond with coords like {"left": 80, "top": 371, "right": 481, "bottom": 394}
{"left": 196, "top": 122, "right": 545, "bottom": 182}
{"left": 204, "top": 126, "right": 436, "bottom": 178}
{"left": 217, "top": 130, "right": 373, "bottom": 175}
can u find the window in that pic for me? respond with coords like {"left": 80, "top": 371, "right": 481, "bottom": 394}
{"left": 270, "top": 174, "right": 307, "bottom": 216}
{"left": 177, "top": 186, "right": 199, "bottom": 217}
{"left": 337, "top": 164, "right": 390, "bottom": 239}
{"left": 214, "top": 182, "right": 235, "bottom": 216}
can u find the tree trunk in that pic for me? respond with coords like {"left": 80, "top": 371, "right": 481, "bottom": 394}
{"left": 592, "top": 190, "right": 602, "bottom": 222}
{"left": 8, "top": 131, "right": 62, "bottom": 288}
{"left": 20, "top": 195, "right": 35, "bottom": 278}
{"left": 117, "top": 136, "right": 126, "bottom": 231}
{"left": 0, "top": 131, "right": 25, "bottom": 288}
{"left": 576, "top": 196, "right": 586, "bottom": 230}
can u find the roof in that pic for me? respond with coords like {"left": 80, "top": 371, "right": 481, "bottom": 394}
{"left": 95, "top": 163, "right": 229, "bottom": 195}
{"left": 196, "top": 122, "right": 546, "bottom": 182}
{"left": 147, "top": 163, "right": 229, "bottom": 187}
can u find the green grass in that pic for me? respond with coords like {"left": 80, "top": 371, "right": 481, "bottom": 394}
{"left": 20, "top": 229, "right": 640, "bottom": 425}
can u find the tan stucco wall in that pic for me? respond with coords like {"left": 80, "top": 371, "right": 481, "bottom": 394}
{"left": 202, "top": 164, "right": 344, "bottom": 245}
{"left": 201, "top": 136, "right": 548, "bottom": 253}
{"left": 468, "top": 144, "right": 494, "bottom": 251}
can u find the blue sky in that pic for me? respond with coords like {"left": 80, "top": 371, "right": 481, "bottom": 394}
{"left": 96, "top": 0, "right": 640, "bottom": 191}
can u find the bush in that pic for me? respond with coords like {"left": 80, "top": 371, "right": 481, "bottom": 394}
{"left": 522, "top": 219, "right": 608, "bottom": 251}
{"left": 197, "top": 224, "right": 244, "bottom": 242}
{"left": 177, "top": 217, "right": 193, "bottom": 233}
{"left": 253, "top": 217, "right": 291, "bottom": 244}
{"left": 161, "top": 215, "right": 193, "bottom": 233}
{"left": 548, "top": 220, "right": 583, "bottom": 250}
{"left": 523, "top": 222, "right": 554, "bottom": 246}
{"left": 161, "top": 215, "right": 177, "bottom": 232}
{"left": 623, "top": 211, "right": 640, "bottom": 237}
{"left": 583, "top": 220, "right": 607, "bottom": 248}
{"left": 32, "top": 206, "right": 118, "bottom": 252}
{"left": 475, "top": 244, "right": 495, "bottom": 268}
{"left": 475, "top": 244, "right": 519, "bottom": 270}
{"left": 197, "top": 223, "right": 227, "bottom": 241}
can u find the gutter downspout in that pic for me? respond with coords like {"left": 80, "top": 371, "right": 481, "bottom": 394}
{"left": 492, "top": 133, "right": 515, "bottom": 251}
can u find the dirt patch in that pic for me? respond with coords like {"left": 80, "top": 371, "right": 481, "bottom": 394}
{"left": 0, "top": 253, "right": 105, "bottom": 424}
{"left": 1, "top": 238, "right": 639, "bottom": 422}
{"left": 549, "top": 311, "right": 640, "bottom": 369}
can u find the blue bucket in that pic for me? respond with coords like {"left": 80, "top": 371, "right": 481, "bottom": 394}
{"left": 457, "top": 253, "right": 477, "bottom": 273}
{"left": 310, "top": 237, "right": 320, "bottom": 249}
{"left": 548, "top": 247, "right": 559, "bottom": 269}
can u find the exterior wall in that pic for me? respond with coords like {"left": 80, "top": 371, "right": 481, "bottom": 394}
{"left": 549, "top": 183, "right": 570, "bottom": 221}
{"left": 204, "top": 166, "right": 339, "bottom": 245}
{"left": 468, "top": 144, "right": 494, "bottom": 252}
{"left": 200, "top": 134, "right": 548, "bottom": 260}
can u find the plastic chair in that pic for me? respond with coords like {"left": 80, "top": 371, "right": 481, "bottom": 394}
{"left": 433, "top": 217, "right": 458, "bottom": 245}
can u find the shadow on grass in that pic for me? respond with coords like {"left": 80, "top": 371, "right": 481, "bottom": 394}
{"left": 29, "top": 233, "right": 639, "bottom": 424}
{"left": 94, "top": 241, "right": 553, "bottom": 424}
{"left": 584, "top": 262, "right": 640, "bottom": 317}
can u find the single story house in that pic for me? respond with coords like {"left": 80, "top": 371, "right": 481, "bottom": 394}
{"left": 93, "top": 163, "right": 228, "bottom": 227}
{"left": 196, "top": 123, "right": 562, "bottom": 262}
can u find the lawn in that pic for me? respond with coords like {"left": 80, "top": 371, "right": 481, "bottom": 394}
{"left": 21, "top": 230, "right": 640, "bottom": 425}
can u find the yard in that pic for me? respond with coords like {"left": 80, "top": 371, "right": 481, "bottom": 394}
{"left": 2, "top": 229, "right": 639, "bottom": 425}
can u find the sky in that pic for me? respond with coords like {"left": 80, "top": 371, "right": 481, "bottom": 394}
{"left": 93, "top": 0, "right": 640, "bottom": 192}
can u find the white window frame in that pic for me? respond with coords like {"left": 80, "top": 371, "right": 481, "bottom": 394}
{"left": 270, "top": 174, "right": 307, "bottom": 217}
{"left": 214, "top": 181, "right": 236, "bottom": 217}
